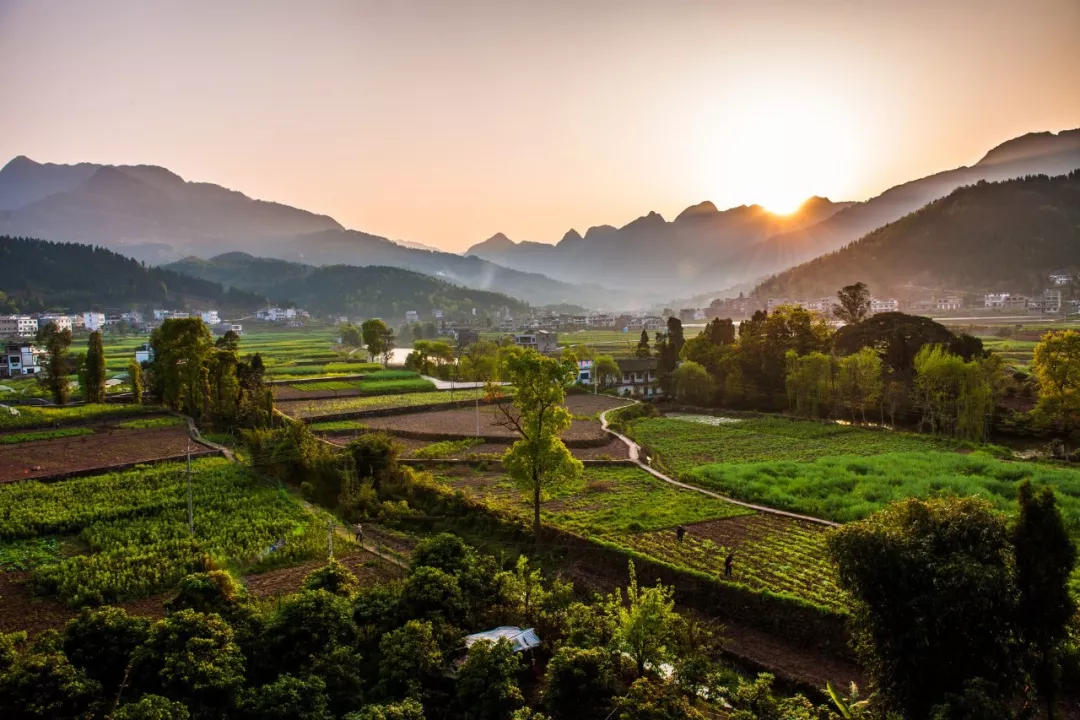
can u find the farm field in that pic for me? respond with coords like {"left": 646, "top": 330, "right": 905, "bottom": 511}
{"left": 272, "top": 372, "right": 435, "bottom": 401}
{"left": 357, "top": 406, "right": 608, "bottom": 445}
{"left": 0, "top": 402, "right": 159, "bottom": 431}
{"left": 382, "top": 435, "right": 633, "bottom": 461}
{"left": 278, "top": 386, "right": 515, "bottom": 419}
{"left": 624, "top": 415, "right": 975, "bottom": 475}
{"left": 430, "top": 465, "right": 843, "bottom": 610}
{"left": 0, "top": 458, "right": 330, "bottom": 608}
{"left": 491, "top": 327, "right": 703, "bottom": 359}
{"left": 0, "top": 421, "right": 217, "bottom": 483}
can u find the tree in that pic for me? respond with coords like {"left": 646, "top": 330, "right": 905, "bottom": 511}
{"left": 452, "top": 638, "right": 524, "bottom": 720}
{"left": 665, "top": 317, "right": 685, "bottom": 358}
{"left": 613, "top": 562, "right": 678, "bottom": 677}
{"left": 635, "top": 330, "right": 651, "bottom": 359}
{"left": 833, "top": 282, "right": 872, "bottom": 324}
{"left": 259, "top": 590, "right": 359, "bottom": 678}
{"left": 834, "top": 312, "right": 982, "bottom": 381}
{"left": 115, "top": 694, "right": 191, "bottom": 720}
{"left": 494, "top": 349, "right": 583, "bottom": 544}
{"left": 340, "top": 324, "right": 362, "bottom": 348}
{"left": 671, "top": 361, "right": 714, "bottom": 406}
{"left": 377, "top": 620, "right": 443, "bottom": 700}
{"left": 343, "top": 698, "right": 424, "bottom": 720}
{"left": 83, "top": 331, "right": 107, "bottom": 403}
{"left": 1032, "top": 330, "right": 1080, "bottom": 445}
{"left": 913, "top": 345, "right": 993, "bottom": 440}
{"left": 1013, "top": 481, "right": 1077, "bottom": 719}
{"left": 36, "top": 322, "right": 73, "bottom": 405}
{"left": 131, "top": 610, "right": 246, "bottom": 718}
{"left": 361, "top": 319, "right": 394, "bottom": 365}
{"left": 544, "top": 646, "right": 616, "bottom": 719}
{"left": 616, "top": 676, "right": 704, "bottom": 720}
{"left": 726, "top": 672, "right": 819, "bottom": 720}
{"left": 63, "top": 606, "right": 150, "bottom": 698}
{"left": 165, "top": 571, "right": 249, "bottom": 616}
{"left": 302, "top": 560, "right": 360, "bottom": 598}
{"left": 837, "top": 347, "right": 884, "bottom": 424}
{"left": 784, "top": 351, "right": 834, "bottom": 419}
{"left": 129, "top": 359, "right": 144, "bottom": 404}
{"left": 827, "top": 497, "right": 1020, "bottom": 718}
{"left": 150, "top": 318, "right": 215, "bottom": 416}
{"left": 0, "top": 631, "right": 102, "bottom": 719}
{"left": 240, "top": 674, "right": 332, "bottom": 720}
{"left": 401, "top": 566, "right": 466, "bottom": 625}
{"left": 594, "top": 355, "right": 621, "bottom": 389}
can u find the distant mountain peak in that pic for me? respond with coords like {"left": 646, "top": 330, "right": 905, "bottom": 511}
{"left": 976, "top": 128, "right": 1080, "bottom": 167}
{"left": 557, "top": 229, "right": 583, "bottom": 246}
{"left": 621, "top": 211, "right": 666, "bottom": 232}
{"left": 675, "top": 200, "right": 719, "bottom": 221}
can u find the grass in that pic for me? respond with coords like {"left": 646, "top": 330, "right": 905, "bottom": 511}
{"left": 281, "top": 387, "right": 513, "bottom": 419}
{"left": 0, "top": 458, "right": 326, "bottom": 606}
{"left": 116, "top": 416, "right": 186, "bottom": 430}
{"left": 353, "top": 378, "right": 436, "bottom": 396}
{"left": 0, "top": 427, "right": 95, "bottom": 444}
{"left": 0, "top": 537, "right": 64, "bottom": 571}
{"left": 365, "top": 370, "right": 422, "bottom": 380}
{"left": 309, "top": 420, "right": 368, "bottom": 433}
{"left": 625, "top": 415, "right": 986, "bottom": 476}
{"left": 411, "top": 438, "right": 485, "bottom": 459}
{"left": 286, "top": 380, "right": 366, "bottom": 392}
{"left": 0, "top": 403, "right": 157, "bottom": 430}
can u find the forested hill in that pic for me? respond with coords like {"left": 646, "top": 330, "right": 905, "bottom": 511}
{"left": 754, "top": 171, "right": 1080, "bottom": 299}
{"left": 167, "top": 252, "right": 530, "bottom": 319}
{"left": 0, "top": 236, "right": 266, "bottom": 313}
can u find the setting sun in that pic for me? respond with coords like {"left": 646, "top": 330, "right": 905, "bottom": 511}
{"left": 759, "top": 192, "right": 810, "bottom": 215}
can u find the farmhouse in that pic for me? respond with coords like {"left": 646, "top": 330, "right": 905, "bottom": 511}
{"left": 1, "top": 342, "right": 45, "bottom": 378}
{"left": 1050, "top": 270, "right": 1072, "bottom": 286}
{"left": 615, "top": 358, "right": 661, "bottom": 398}
{"left": 0, "top": 315, "right": 39, "bottom": 338}
{"left": 984, "top": 293, "right": 1029, "bottom": 311}
{"left": 1029, "top": 289, "right": 1062, "bottom": 314}
{"left": 869, "top": 298, "right": 899, "bottom": 314}
{"left": 199, "top": 310, "right": 220, "bottom": 325}
{"left": 514, "top": 331, "right": 558, "bottom": 354}
{"left": 83, "top": 311, "right": 106, "bottom": 332}
{"left": 36, "top": 314, "right": 73, "bottom": 333}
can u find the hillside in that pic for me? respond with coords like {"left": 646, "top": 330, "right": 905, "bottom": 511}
{"left": 0, "top": 236, "right": 265, "bottom": 313}
{"left": 753, "top": 171, "right": 1080, "bottom": 299}
{"left": 166, "top": 252, "right": 530, "bottom": 320}
{"left": 717, "top": 129, "right": 1080, "bottom": 287}
{"left": 0, "top": 157, "right": 631, "bottom": 308}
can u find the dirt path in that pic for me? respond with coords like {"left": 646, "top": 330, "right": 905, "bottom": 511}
{"left": 598, "top": 403, "right": 838, "bottom": 528}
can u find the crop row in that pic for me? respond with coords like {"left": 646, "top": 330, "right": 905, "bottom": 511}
{"left": 280, "top": 387, "right": 514, "bottom": 419}
{"left": 0, "top": 427, "right": 95, "bottom": 444}
{"left": 0, "top": 403, "right": 157, "bottom": 431}
{"left": 0, "top": 458, "right": 325, "bottom": 606}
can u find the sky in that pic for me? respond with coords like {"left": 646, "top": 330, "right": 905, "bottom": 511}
{"left": 1, "top": 0, "right": 1078, "bottom": 252}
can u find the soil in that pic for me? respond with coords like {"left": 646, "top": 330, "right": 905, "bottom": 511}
{"left": 243, "top": 549, "right": 405, "bottom": 600}
{"left": 367, "top": 435, "right": 631, "bottom": 461}
{"left": 562, "top": 393, "right": 630, "bottom": 416}
{"left": 272, "top": 386, "right": 365, "bottom": 401}
{"left": 0, "top": 426, "right": 216, "bottom": 483}
{"left": 357, "top": 406, "right": 608, "bottom": 444}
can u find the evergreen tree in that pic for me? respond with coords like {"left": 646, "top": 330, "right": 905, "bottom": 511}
{"left": 83, "top": 331, "right": 107, "bottom": 403}
{"left": 1013, "top": 481, "right": 1077, "bottom": 719}
{"left": 36, "top": 322, "right": 74, "bottom": 405}
{"left": 128, "top": 359, "right": 144, "bottom": 404}
{"left": 635, "top": 330, "right": 651, "bottom": 359}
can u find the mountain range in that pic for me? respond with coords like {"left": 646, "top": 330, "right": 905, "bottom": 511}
{"left": 465, "top": 129, "right": 1080, "bottom": 298}
{"left": 753, "top": 170, "right": 1080, "bottom": 300}
{"left": 2, "top": 127, "right": 1078, "bottom": 309}
{"left": 0, "top": 158, "right": 629, "bottom": 308}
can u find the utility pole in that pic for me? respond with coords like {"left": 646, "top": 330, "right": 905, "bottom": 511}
{"left": 327, "top": 519, "right": 335, "bottom": 560}
{"left": 186, "top": 439, "right": 194, "bottom": 537}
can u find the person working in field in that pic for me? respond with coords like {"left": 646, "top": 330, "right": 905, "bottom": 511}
{"left": 676, "top": 525, "right": 686, "bottom": 542}
{"left": 724, "top": 552, "right": 734, "bottom": 576}
{"left": 354, "top": 523, "right": 364, "bottom": 544}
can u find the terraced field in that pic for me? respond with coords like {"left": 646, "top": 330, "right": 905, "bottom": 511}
{"left": 279, "top": 386, "right": 514, "bottom": 419}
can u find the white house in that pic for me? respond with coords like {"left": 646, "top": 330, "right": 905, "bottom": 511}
{"left": 1, "top": 342, "right": 45, "bottom": 377}
{"left": 1050, "top": 271, "right": 1072, "bottom": 286}
{"left": 153, "top": 309, "right": 189, "bottom": 321}
{"left": 514, "top": 332, "right": 558, "bottom": 354}
{"left": 984, "top": 293, "right": 1028, "bottom": 311}
{"left": 212, "top": 322, "right": 244, "bottom": 336}
{"left": 934, "top": 297, "right": 963, "bottom": 312}
{"left": 1029, "top": 289, "right": 1063, "bottom": 314}
{"left": 135, "top": 343, "right": 154, "bottom": 364}
{"left": 36, "top": 314, "right": 72, "bottom": 333}
{"left": 256, "top": 307, "right": 297, "bottom": 322}
{"left": 83, "top": 312, "right": 106, "bottom": 332}
{"left": 405, "top": 310, "right": 419, "bottom": 323}
{"left": 614, "top": 358, "right": 662, "bottom": 398}
{"left": 869, "top": 298, "right": 899, "bottom": 315}
{"left": 200, "top": 310, "right": 220, "bottom": 325}
{"left": 575, "top": 358, "right": 593, "bottom": 385}
{"left": 0, "top": 315, "right": 40, "bottom": 337}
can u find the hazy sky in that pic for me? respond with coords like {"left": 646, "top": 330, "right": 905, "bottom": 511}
{"left": 1, "top": 0, "right": 1078, "bottom": 251}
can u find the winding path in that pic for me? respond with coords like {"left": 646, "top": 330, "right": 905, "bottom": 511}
{"left": 598, "top": 402, "right": 839, "bottom": 528}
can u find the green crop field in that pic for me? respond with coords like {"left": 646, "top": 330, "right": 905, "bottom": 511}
{"left": 0, "top": 403, "right": 157, "bottom": 430}
{"left": 430, "top": 465, "right": 843, "bottom": 610}
{"left": 0, "top": 427, "right": 96, "bottom": 444}
{"left": 625, "top": 415, "right": 975, "bottom": 475}
{"left": 279, "top": 387, "right": 514, "bottom": 419}
{"left": 0, "top": 458, "right": 326, "bottom": 607}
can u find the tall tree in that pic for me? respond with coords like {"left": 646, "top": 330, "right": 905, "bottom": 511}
{"left": 1032, "top": 330, "right": 1080, "bottom": 445}
{"left": 36, "top": 322, "right": 73, "bottom": 405}
{"left": 666, "top": 317, "right": 685, "bottom": 358}
{"left": 913, "top": 344, "right": 992, "bottom": 441}
{"left": 128, "top": 359, "right": 144, "bottom": 404}
{"left": 612, "top": 562, "right": 679, "bottom": 678}
{"left": 671, "top": 361, "right": 714, "bottom": 406}
{"left": 361, "top": 319, "right": 394, "bottom": 365}
{"left": 832, "top": 282, "right": 872, "bottom": 324}
{"left": 828, "top": 497, "right": 1020, "bottom": 718}
{"left": 1013, "top": 481, "right": 1077, "bottom": 720}
{"left": 494, "top": 349, "right": 583, "bottom": 544}
{"left": 704, "top": 317, "right": 736, "bottom": 345}
{"left": 784, "top": 351, "right": 834, "bottom": 419}
{"left": 150, "top": 319, "right": 215, "bottom": 417}
{"left": 837, "top": 347, "right": 884, "bottom": 424}
{"left": 635, "top": 330, "right": 651, "bottom": 359}
{"left": 83, "top": 331, "right": 107, "bottom": 404}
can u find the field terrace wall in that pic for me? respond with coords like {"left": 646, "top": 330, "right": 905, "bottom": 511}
{"left": 397, "top": 466, "right": 853, "bottom": 658}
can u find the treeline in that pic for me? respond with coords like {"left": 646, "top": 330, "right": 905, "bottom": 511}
{"left": 166, "top": 252, "right": 531, "bottom": 320}
{"left": 755, "top": 170, "right": 1080, "bottom": 299}
{"left": 0, "top": 236, "right": 266, "bottom": 313}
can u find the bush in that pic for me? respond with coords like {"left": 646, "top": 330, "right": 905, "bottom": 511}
{"left": 544, "top": 646, "right": 616, "bottom": 719}
{"left": 302, "top": 561, "right": 360, "bottom": 597}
